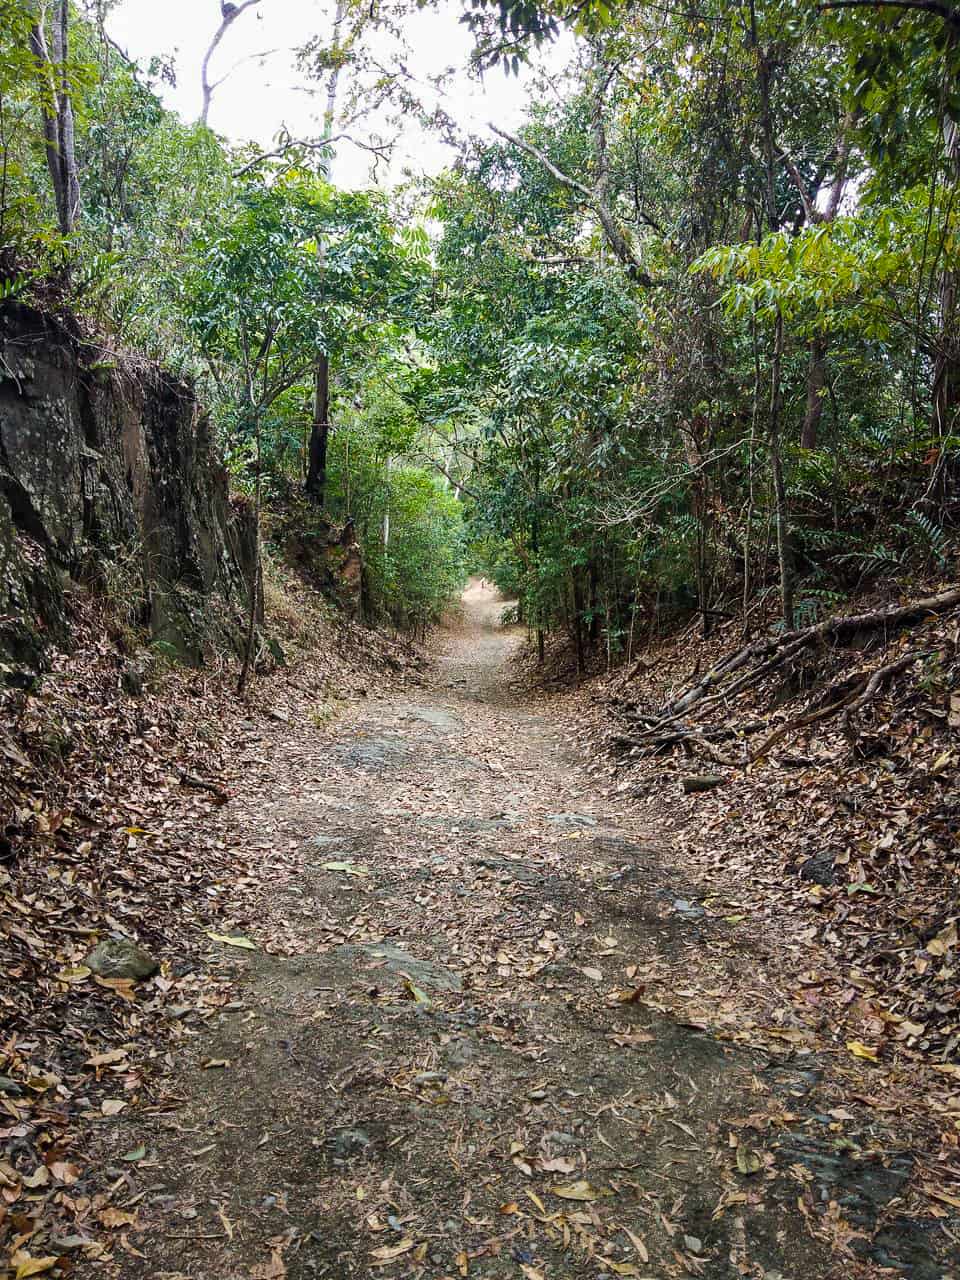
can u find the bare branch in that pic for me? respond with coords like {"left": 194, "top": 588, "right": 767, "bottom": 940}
{"left": 488, "top": 123, "right": 658, "bottom": 285}
{"left": 200, "top": 0, "right": 263, "bottom": 127}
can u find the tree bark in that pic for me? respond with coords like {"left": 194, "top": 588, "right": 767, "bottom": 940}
{"left": 305, "top": 353, "right": 331, "bottom": 506}
{"left": 802, "top": 335, "right": 828, "bottom": 450}
{"left": 237, "top": 413, "right": 263, "bottom": 696}
{"left": 29, "top": 0, "right": 80, "bottom": 235}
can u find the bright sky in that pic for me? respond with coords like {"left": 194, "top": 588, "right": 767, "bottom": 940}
{"left": 106, "top": 0, "right": 565, "bottom": 187}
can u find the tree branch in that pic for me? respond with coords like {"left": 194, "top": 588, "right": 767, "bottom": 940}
{"left": 200, "top": 0, "right": 263, "bottom": 127}
{"left": 488, "top": 123, "right": 657, "bottom": 285}
{"left": 819, "top": 0, "right": 960, "bottom": 28}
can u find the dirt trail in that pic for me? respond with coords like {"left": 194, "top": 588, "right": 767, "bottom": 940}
{"left": 109, "top": 582, "right": 943, "bottom": 1280}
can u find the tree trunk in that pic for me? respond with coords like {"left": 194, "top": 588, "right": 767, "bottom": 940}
{"left": 382, "top": 455, "right": 391, "bottom": 548}
{"left": 930, "top": 264, "right": 960, "bottom": 508}
{"left": 571, "top": 571, "right": 586, "bottom": 679}
{"left": 770, "top": 310, "right": 795, "bottom": 630}
{"left": 237, "top": 415, "right": 263, "bottom": 696}
{"left": 306, "top": 353, "right": 330, "bottom": 506}
{"left": 801, "top": 335, "right": 828, "bottom": 450}
{"left": 30, "top": 0, "right": 79, "bottom": 235}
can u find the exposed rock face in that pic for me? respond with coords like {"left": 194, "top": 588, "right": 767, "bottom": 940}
{"left": 0, "top": 301, "right": 254, "bottom": 667}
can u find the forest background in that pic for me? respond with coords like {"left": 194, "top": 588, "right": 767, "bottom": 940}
{"left": 1, "top": 0, "right": 958, "bottom": 669}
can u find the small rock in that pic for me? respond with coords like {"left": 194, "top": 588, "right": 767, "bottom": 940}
{"left": 684, "top": 1235, "right": 703, "bottom": 1254}
{"left": 544, "top": 1131, "right": 577, "bottom": 1149}
{"left": 326, "top": 1128, "right": 371, "bottom": 1161}
{"left": 681, "top": 775, "right": 725, "bottom": 794}
{"left": 85, "top": 938, "right": 158, "bottom": 981}
{"left": 673, "top": 898, "right": 706, "bottom": 920}
{"left": 798, "top": 855, "right": 837, "bottom": 887}
{"left": 121, "top": 661, "right": 145, "bottom": 697}
{"left": 414, "top": 1071, "right": 448, "bottom": 1086}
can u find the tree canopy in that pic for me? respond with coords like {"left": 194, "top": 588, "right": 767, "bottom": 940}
{"left": 1, "top": 0, "right": 957, "bottom": 663}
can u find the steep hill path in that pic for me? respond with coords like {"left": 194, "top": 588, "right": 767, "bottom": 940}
{"left": 107, "top": 582, "right": 940, "bottom": 1280}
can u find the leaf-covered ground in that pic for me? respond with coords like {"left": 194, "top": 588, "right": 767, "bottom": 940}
{"left": 3, "top": 582, "right": 959, "bottom": 1279}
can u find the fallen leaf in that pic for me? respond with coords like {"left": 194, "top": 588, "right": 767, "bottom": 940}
{"left": 924, "top": 1187, "right": 960, "bottom": 1210}
{"left": 206, "top": 932, "right": 257, "bottom": 950}
{"left": 610, "top": 1032, "right": 654, "bottom": 1048}
{"left": 99, "top": 1207, "right": 138, "bottom": 1229}
{"left": 12, "top": 1255, "right": 58, "bottom": 1279}
{"left": 370, "top": 1237, "right": 415, "bottom": 1263}
{"left": 48, "top": 1162, "right": 79, "bottom": 1184}
{"left": 402, "top": 980, "right": 431, "bottom": 1006}
{"left": 552, "top": 1179, "right": 600, "bottom": 1201}
{"left": 846, "top": 1040, "right": 879, "bottom": 1062}
{"left": 101, "top": 1099, "right": 126, "bottom": 1115}
{"left": 621, "top": 1225, "right": 649, "bottom": 1262}
{"left": 94, "top": 976, "right": 137, "bottom": 1001}
{"left": 250, "top": 1248, "right": 286, "bottom": 1279}
{"left": 56, "top": 965, "right": 91, "bottom": 983}
{"left": 322, "top": 861, "right": 368, "bottom": 876}
{"left": 927, "top": 922, "right": 957, "bottom": 957}
{"left": 604, "top": 1264, "right": 640, "bottom": 1277}
{"left": 455, "top": 1250, "right": 468, "bottom": 1276}
{"left": 86, "top": 1048, "right": 128, "bottom": 1067}
{"left": 615, "top": 987, "right": 646, "bottom": 1004}
{"left": 736, "top": 1147, "right": 762, "bottom": 1175}
{"left": 122, "top": 1146, "right": 147, "bottom": 1162}
{"left": 202, "top": 1058, "right": 231, "bottom": 1069}
{"left": 582, "top": 967, "right": 603, "bottom": 982}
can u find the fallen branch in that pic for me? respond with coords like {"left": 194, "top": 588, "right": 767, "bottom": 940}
{"left": 179, "top": 773, "right": 230, "bottom": 804}
{"left": 647, "top": 586, "right": 960, "bottom": 727}
{"left": 752, "top": 650, "right": 929, "bottom": 763}
{"left": 842, "top": 651, "right": 929, "bottom": 748}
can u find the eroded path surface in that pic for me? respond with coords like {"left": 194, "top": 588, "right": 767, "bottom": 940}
{"left": 114, "top": 584, "right": 923, "bottom": 1280}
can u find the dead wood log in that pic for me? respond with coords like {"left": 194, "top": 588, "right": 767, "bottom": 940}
{"left": 647, "top": 586, "right": 960, "bottom": 727}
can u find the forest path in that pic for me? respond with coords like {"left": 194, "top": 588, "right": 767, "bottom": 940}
{"left": 113, "top": 583, "right": 898, "bottom": 1280}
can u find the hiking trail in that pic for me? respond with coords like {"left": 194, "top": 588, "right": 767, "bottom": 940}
{"left": 106, "top": 580, "right": 925, "bottom": 1280}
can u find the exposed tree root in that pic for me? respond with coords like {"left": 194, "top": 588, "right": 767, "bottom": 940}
{"left": 611, "top": 586, "right": 959, "bottom": 766}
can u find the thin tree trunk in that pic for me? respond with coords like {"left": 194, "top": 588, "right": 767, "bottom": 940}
{"left": 751, "top": 1, "right": 794, "bottom": 630}
{"left": 571, "top": 571, "right": 586, "bottom": 680}
{"left": 29, "top": 0, "right": 79, "bottom": 235}
{"left": 237, "top": 414, "right": 262, "bottom": 695}
{"left": 801, "top": 335, "right": 828, "bottom": 450}
{"left": 305, "top": 353, "right": 330, "bottom": 505}
{"left": 928, "top": 68, "right": 960, "bottom": 494}
{"left": 770, "top": 310, "right": 795, "bottom": 630}
{"left": 382, "top": 456, "right": 391, "bottom": 548}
